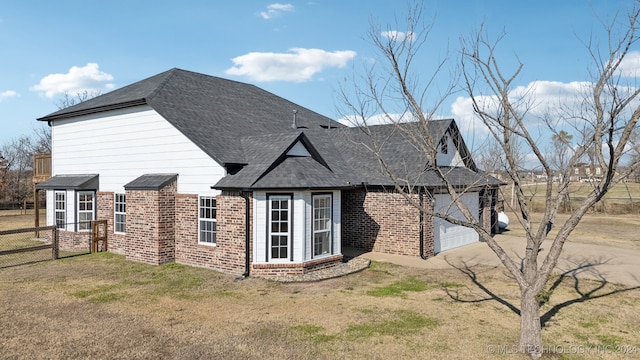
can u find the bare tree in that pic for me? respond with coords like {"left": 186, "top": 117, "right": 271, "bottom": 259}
{"left": 0, "top": 89, "right": 100, "bottom": 207}
{"left": 341, "top": 2, "right": 640, "bottom": 358}
{"left": 0, "top": 136, "right": 38, "bottom": 206}
{"left": 549, "top": 130, "right": 573, "bottom": 176}
{"left": 56, "top": 90, "right": 101, "bottom": 110}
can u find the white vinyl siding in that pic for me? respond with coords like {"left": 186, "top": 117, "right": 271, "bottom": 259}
{"left": 114, "top": 193, "right": 126, "bottom": 234}
{"left": 286, "top": 141, "right": 311, "bottom": 157}
{"left": 51, "top": 106, "right": 224, "bottom": 195}
{"left": 436, "top": 131, "right": 466, "bottom": 168}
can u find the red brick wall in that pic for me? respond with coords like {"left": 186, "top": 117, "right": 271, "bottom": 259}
{"left": 56, "top": 231, "right": 91, "bottom": 252}
{"left": 175, "top": 191, "right": 252, "bottom": 276}
{"left": 124, "top": 181, "right": 176, "bottom": 265}
{"left": 342, "top": 188, "right": 431, "bottom": 257}
{"left": 96, "top": 192, "right": 126, "bottom": 254}
{"left": 422, "top": 206, "right": 435, "bottom": 257}
{"left": 158, "top": 183, "right": 176, "bottom": 262}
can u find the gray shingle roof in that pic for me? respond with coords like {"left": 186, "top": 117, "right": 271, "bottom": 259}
{"left": 214, "top": 131, "right": 353, "bottom": 189}
{"left": 214, "top": 120, "right": 503, "bottom": 190}
{"left": 36, "top": 174, "right": 99, "bottom": 190}
{"left": 38, "top": 68, "right": 344, "bottom": 165}
{"left": 37, "top": 68, "right": 501, "bottom": 191}
{"left": 124, "top": 174, "right": 178, "bottom": 190}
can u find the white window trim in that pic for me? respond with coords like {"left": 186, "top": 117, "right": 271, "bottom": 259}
{"left": 114, "top": 193, "right": 126, "bottom": 234}
{"left": 312, "top": 194, "right": 332, "bottom": 258}
{"left": 77, "top": 191, "right": 95, "bottom": 232}
{"left": 198, "top": 196, "right": 217, "bottom": 246}
{"left": 54, "top": 190, "right": 66, "bottom": 230}
{"left": 268, "top": 195, "right": 291, "bottom": 262}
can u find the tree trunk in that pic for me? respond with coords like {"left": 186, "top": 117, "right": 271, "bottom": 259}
{"left": 519, "top": 290, "right": 542, "bottom": 359}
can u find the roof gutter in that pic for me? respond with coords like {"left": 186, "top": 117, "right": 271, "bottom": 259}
{"left": 240, "top": 190, "right": 251, "bottom": 279}
{"left": 419, "top": 193, "right": 428, "bottom": 260}
{"left": 37, "top": 99, "right": 148, "bottom": 122}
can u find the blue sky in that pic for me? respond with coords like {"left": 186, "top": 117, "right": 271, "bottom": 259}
{"left": 0, "top": 0, "right": 636, "bottom": 151}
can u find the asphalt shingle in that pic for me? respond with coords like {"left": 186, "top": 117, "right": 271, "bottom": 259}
{"left": 37, "top": 68, "right": 501, "bottom": 191}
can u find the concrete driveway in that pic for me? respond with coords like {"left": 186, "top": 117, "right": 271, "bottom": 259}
{"left": 350, "top": 234, "right": 640, "bottom": 287}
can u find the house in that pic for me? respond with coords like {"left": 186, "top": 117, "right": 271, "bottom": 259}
{"left": 36, "top": 68, "right": 502, "bottom": 279}
{"left": 569, "top": 163, "right": 605, "bottom": 182}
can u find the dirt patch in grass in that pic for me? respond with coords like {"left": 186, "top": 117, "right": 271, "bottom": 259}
{"left": 2, "top": 254, "right": 639, "bottom": 359}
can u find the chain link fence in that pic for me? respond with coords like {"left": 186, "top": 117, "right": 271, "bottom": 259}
{"left": 0, "top": 226, "right": 57, "bottom": 269}
{"left": 0, "top": 221, "right": 103, "bottom": 269}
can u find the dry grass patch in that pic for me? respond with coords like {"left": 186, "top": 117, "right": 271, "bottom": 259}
{"left": 502, "top": 211, "right": 640, "bottom": 250}
{"left": 2, "top": 253, "right": 639, "bottom": 359}
{"left": 0, "top": 209, "right": 46, "bottom": 230}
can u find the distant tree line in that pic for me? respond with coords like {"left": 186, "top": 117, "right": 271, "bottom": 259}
{"left": 0, "top": 90, "right": 97, "bottom": 209}
{"left": 0, "top": 126, "right": 51, "bottom": 209}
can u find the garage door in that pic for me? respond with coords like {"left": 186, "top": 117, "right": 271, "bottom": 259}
{"left": 433, "top": 192, "right": 479, "bottom": 253}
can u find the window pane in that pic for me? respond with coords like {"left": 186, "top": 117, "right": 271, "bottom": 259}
{"left": 199, "top": 196, "right": 217, "bottom": 244}
{"left": 269, "top": 197, "right": 290, "bottom": 259}
{"left": 313, "top": 195, "right": 332, "bottom": 257}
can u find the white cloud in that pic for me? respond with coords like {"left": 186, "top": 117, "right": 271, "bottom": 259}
{"left": 450, "top": 80, "right": 594, "bottom": 136}
{"left": 337, "top": 113, "right": 415, "bottom": 127}
{"left": 0, "top": 90, "right": 18, "bottom": 99}
{"left": 260, "top": 3, "right": 294, "bottom": 19}
{"left": 225, "top": 48, "right": 356, "bottom": 82}
{"left": 31, "top": 63, "right": 115, "bottom": 98}
{"left": 617, "top": 50, "right": 640, "bottom": 77}
{"left": 381, "top": 30, "right": 415, "bottom": 42}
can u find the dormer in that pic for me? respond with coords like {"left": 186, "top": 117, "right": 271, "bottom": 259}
{"left": 436, "top": 129, "right": 466, "bottom": 168}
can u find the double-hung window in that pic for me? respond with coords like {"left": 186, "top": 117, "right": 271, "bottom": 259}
{"left": 199, "top": 196, "right": 216, "bottom": 245}
{"left": 313, "top": 194, "right": 332, "bottom": 257}
{"left": 114, "top": 193, "right": 126, "bottom": 233}
{"left": 54, "top": 191, "right": 66, "bottom": 230}
{"left": 78, "top": 191, "right": 94, "bottom": 231}
{"left": 269, "top": 195, "right": 291, "bottom": 260}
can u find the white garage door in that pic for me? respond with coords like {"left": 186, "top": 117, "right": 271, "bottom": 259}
{"left": 433, "top": 192, "right": 479, "bottom": 253}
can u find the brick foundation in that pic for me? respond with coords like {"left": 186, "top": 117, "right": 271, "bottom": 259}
{"left": 251, "top": 254, "right": 344, "bottom": 277}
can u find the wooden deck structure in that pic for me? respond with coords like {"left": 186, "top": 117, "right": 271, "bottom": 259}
{"left": 33, "top": 153, "right": 51, "bottom": 231}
